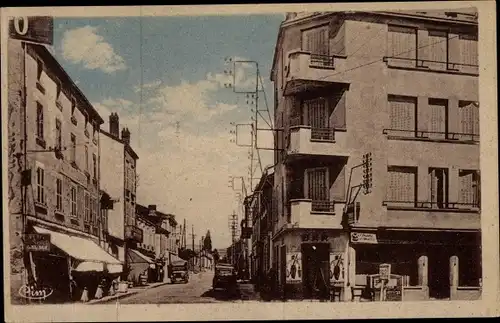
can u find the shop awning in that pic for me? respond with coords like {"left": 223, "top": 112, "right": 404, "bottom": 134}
{"left": 128, "top": 249, "right": 155, "bottom": 269}
{"left": 33, "top": 226, "right": 122, "bottom": 273}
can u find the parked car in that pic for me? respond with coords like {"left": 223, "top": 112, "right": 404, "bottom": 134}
{"left": 213, "top": 263, "right": 238, "bottom": 293}
{"left": 169, "top": 259, "right": 189, "bottom": 284}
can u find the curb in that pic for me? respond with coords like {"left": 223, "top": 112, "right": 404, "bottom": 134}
{"left": 87, "top": 291, "right": 139, "bottom": 304}
{"left": 88, "top": 282, "right": 170, "bottom": 304}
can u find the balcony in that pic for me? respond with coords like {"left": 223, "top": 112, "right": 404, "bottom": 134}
{"left": 289, "top": 199, "right": 344, "bottom": 229}
{"left": 287, "top": 121, "right": 350, "bottom": 161}
{"left": 382, "top": 200, "right": 480, "bottom": 230}
{"left": 125, "top": 225, "right": 143, "bottom": 243}
{"left": 284, "top": 50, "right": 348, "bottom": 96}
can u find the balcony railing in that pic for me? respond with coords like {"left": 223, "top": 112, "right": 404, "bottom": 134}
{"left": 310, "top": 53, "right": 335, "bottom": 68}
{"left": 383, "top": 129, "right": 479, "bottom": 143}
{"left": 383, "top": 56, "right": 479, "bottom": 75}
{"left": 383, "top": 200, "right": 480, "bottom": 211}
{"left": 311, "top": 200, "right": 335, "bottom": 212}
{"left": 311, "top": 128, "right": 335, "bottom": 141}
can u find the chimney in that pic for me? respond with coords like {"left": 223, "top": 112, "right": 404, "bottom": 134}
{"left": 109, "top": 113, "right": 119, "bottom": 137}
{"left": 121, "top": 127, "right": 131, "bottom": 145}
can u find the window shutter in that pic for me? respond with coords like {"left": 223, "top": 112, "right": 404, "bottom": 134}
{"left": 428, "top": 30, "right": 448, "bottom": 63}
{"left": 388, "top": 26, "right": 417, "bottom": 59}
{"left": 459, "top": 34, "right": 478, "bottom": 66}
{"left": 329, "top": 93, "right": 346, "bottom": 129}
{"left": 428, "top": 100, "right": 446, "bottom": 139}
{"left": 77, "top": 185, "right": 84, "bottom": 219}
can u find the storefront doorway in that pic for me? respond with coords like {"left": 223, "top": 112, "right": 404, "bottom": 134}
{"left": 32, "top": 253, "right": 70, "bottom": 303}
{"left": 301, "top": 243, "right": 329, "bottom": 299}
{"left": 428, "top": 246, "right": 451, "bottom": 299}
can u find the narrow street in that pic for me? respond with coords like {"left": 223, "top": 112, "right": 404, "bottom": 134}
{"left": 103, "top": 270, "right": 245, "bottom": 304}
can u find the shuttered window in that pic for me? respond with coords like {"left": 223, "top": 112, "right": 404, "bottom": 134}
{"left": 85, "top": 191, "right": 90, "bottom": 222}
{"left": 428, "top": 98, "right": 448, "bottom": 139}
{"left": 70, "top": 185, "right": 77, "bottom": 217}
{"left": 56, "top": 177, "right": 63, "bottom": 211}
{"left": 459, "top": 170, "right": 480, "bottom": 208}
{"left": 77, "top": 185, "right": 84, "bottom": 219}
{"left": 386, "top": 166, "right": 417, "bottom": 203}
{"left": 388, "top": 25, "right": 417, "bottom": 59}
{"left": 302, "top": 26, "right": 329, "bottom": 55}
{"left": 36, "top": 166, "right": 45, "bottom": 204}
{"left": 389, "top": 95, "right": 416, "bottom": 136}
{"left": 459, "top": 33, "right": 478, "bottom": 66}
{"left": 305, "top": 168, "right": 329, "bottom": 201}
{"left": 36, "top": 102, "right": 44, "bottom": 139}
{"left": 428, "top": 30, "right": 448, "bottom": 63}
{"left": 459, "top": 101, "right": 479, "bottom": 141}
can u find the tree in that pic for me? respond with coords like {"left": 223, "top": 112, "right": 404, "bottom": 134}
{"left": 203, "top": 230, "right": 212, "bottom": 251}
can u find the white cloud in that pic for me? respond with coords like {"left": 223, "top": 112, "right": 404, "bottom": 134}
{"left": 60, "top": 26, "right": 126, "bottom": 73}
{"left": 92, "top": 74, "right": 274, "bottom": 248}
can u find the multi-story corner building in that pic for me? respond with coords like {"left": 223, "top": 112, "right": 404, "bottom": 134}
{"left": 249, "top": 172, "right": 274, "bottom": 288}
{"left": 100, "top": 113, "right": 142, "bottom": 280}
{"left": 7, "top": 41, "right": 121, "bottom": 304}
{"left": 270, "top": 9, "right": 480, "bottom": 301}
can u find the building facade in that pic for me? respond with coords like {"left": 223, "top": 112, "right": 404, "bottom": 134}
{"left": 8, "top": 41, "right": 121, "bottom": 304}
{"left": 270, "top": 10, "right": 480, "bottom": 301}
{"left": 99, "top": 114, "right": 142, "bottom": 282}
{"left": 249, "top": 172, "right": 274, "bottom": 288}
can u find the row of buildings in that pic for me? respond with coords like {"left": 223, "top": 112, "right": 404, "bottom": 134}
{"left": 240, "top": 9, "right": 481, "bottom": 301}
{"left": 7, "top": 36, "right": 184, "bottom": 304}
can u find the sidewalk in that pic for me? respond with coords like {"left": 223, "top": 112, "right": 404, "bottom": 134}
{"left": 87, "top": 281, "right": 170, "bottom": 304}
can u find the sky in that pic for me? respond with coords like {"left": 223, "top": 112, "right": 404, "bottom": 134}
{"left": 52, "top": 14, "right": 283, "bottom": 250}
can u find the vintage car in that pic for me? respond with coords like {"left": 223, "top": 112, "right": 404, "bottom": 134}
{"left": 212, "top": 263, "right": 238, "bottom": 292}
{"left": 169, "top": 259, "right": 189, "bottom": 284}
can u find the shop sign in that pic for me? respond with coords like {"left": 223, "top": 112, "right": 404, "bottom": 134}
{"left": 385, "top": 286, "right": 403, "bottom": 301}
{"left": 285, "top": 252, "right": 302, "bottom": 283}
{"left": 379, "top": 263, "right": 391, "bottom": 280}
{"left": 350, "top": 231, "right": 378, "bottom": 244}
{"left": 9, "top": 16, "right": 54, "bottom": 45}
{"left": 19, "top": 284, "right": 53, "bottom": 301}
{"left": 329, "top": 252, "right": 345, "bottom": 284}
{"left": 24, "top": 233, "right": 50, "bottom": 252}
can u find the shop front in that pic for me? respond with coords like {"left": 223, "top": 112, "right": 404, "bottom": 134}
{"left": 350, "top": 229, "right": 482, "bottom": 301}
{"left": 273, "top": 228, "right": 349, "bottom": 301}
{"left": 126, "top": 248, "right": 156, "bottom": 286}
{"left": 26, "top": 224, "right": 122, "bottom": 303}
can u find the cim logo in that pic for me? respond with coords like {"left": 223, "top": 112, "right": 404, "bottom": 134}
{"left": 18, "top": 284, "right": 53, "bottom": 301}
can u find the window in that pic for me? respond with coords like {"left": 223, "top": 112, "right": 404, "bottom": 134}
{"left": 36, "top": 166, "right": 45, "bottom": 204}
{"left": 429, "top": 168, "right": 449, "bottom": 209}
{"left": 56, "top": 81, "right": 62, "bottom": 108}
{"left": 36, "top": 102, "right": 44, "bottom": 139}
{"left": 428, "top": 30, "right": 449, "bottom": 63}
{"left": 55, "top": 119, "right": 62, "bottom": 150}
{"left": 85, "top": 146, "right": 89, "bottom": 171}
{"left": 70, "top": 134, "right": 76, "bottom": 162}
{"left": 56, "top": 177, "right": 63, "bottom": 211}
{"left": 387, "top": 25, "right": 417, "bottom": 59}
{"left": 458, "top": 101, "right": 479, "bottom": 141}
{"left": 71, "top": 97, "right": 76, "bottom": 116}
{"left": 459, "top": 33, "right": 478, "bottom": 66}
{"left": 93, "top": 154, "right": 97, "bottom": 179}
{"left": 71, "top": 185, "right": 77, "bottom": 217}
{"left": 36, "top": 58, "right": 43, "bottom": 81}
{"left": 305, "top": 167, "right": 330, "bottom": 212}
{"left": 304, "top": 98, "right": 333, "bottom": 141}
{"left": 459, "top": 170, "right": 480, "bottom": 208}
{"left": 91, "top": 197, "right": 97, "bottom": 223}
{"left": 85, "top": 191, "right": 90, "bottom": 222}
{"left": 301, "top": 25, "right": 329, "bottom": 56}
{"left": 388, "top": 95, "right": 417, "bottom": 137}
{"left": 386, "top": 166, "right": 417, "bottom": 205}
{"left": 428, "top": 98, "right": 448, "bottom": 139}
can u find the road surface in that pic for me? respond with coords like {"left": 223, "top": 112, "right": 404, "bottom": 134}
{"left": 106, "top": 270, "right": 242, "bottom": 304}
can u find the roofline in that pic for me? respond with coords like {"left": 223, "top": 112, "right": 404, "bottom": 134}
{"left": 270, "top": 9, "right": 477, "bottom": 80}
{"left": 27, "top": 43, "right": 104, "bottom": 124}
{"left": 100, "top": 129, "right": 139, "bottom": 160}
